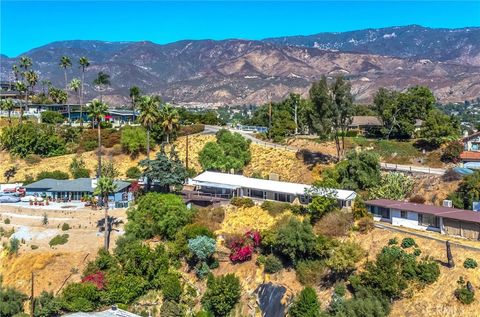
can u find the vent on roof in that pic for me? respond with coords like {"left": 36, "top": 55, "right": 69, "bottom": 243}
{"left": 443, "top": 200, "right": 453, "bottom": 208}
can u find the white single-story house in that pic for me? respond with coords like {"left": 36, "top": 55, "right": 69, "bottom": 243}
{"left": 366, "top": 199, "right": 480, "bottom": 240}
{"left": 189, "top": 171, "right": 357, "bottom": 207}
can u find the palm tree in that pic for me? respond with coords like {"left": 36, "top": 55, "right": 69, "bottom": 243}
{"left": 79, "top": 57, "right": 90, "bottom": 125}
{"left": 14, "top": 81, "right": 27, "bottom": 124}
{"left": 11, "top": 65, "right": 20, "bottom": 90}
{"left": 41, "top": 79, "right": 51, "bottom": 95}
{"left": 19, "top": 56, "right": 32, "bottom": 73}
{"left": 93, "top": 72, "right": 110, "bottom": 101}
{"left": 59, "top": 56, "right": 72, "bottom": 93}
{"left": 138, "top": 96, "right": 161, "bottom": 159}
{"left": 94, "top": 177, "right": 117, "bottom": 251}
{"left": 24, "top": 70, "right": 38, "bottom": 98}
{"left": 0, "top": 99, "right": 15, "bottom": 124}
{"left": 69, "top": 78, "right": 81, "bottom": 123}
{"left": 87, "top": 99, "right": 108, "bottom": 177}
{"left": 159, "top": 104, "right": 180, "bottom": 144}
{"left": 129, "top": 86, "right": 141, "bottom": 122}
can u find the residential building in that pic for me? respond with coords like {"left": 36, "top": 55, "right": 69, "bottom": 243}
{"left": 63, "top": 307, "right": 140, "bottom": 317}
{"left": 348, "top": 116, "right": 382, "bottom": 135}
{"left": 25, "top": 178, "right": 133, "bottom": 207}
{"left": 460, "top": 131, "right": 480, "bottom": 167}
{"left": 189, "top": 171, "right": 356, "bottom": 207}
{"left": 366, "top": 199, "right": 480, "bottom": 240}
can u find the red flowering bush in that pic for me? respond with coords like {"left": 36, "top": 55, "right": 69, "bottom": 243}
{"left": 228, "top": 230, "right": 261, "bottom": 263}
{"left": 82, "top": 271, "right": 105, "bottom": 290}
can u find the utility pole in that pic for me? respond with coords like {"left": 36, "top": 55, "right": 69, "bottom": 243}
{"left": 30, "top": 272, "right": 35, "bottom": 317}
{"left": 294, "top": 97, "right": 298, "bottom": 135}
{"left": 268, "top": 92, "right": 272, "bottom": 138}
{"left": 185, "top": 133, "right": 189, "bottom": 171}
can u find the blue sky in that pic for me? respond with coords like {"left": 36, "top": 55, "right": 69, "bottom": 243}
{"left": 1, "top": 1, "right": 479, "bottom": 57}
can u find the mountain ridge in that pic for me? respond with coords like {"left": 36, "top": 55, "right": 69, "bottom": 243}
{"left": 1, "top": 25, "right": 479, "bottom": 106}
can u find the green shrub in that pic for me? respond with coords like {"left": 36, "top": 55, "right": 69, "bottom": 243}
{"left": 289, "top": 287, "right": 321, "bottom": 317}
{"left": 24, "top": 154, "right": 42, "bottom": 165}
{"left": 201, "top": 274, "right": 241, "bottom": 317}
{"left": 162, "top": 274, "right": 182, "bottom": 302}
{"left": 401, "top": 237, "right": 416, "bottom": 249}
{"left": 413, "top": 248, "right": 422, "bottom": 257}
{"left": 463, "top": 258, "right": 478, "bottom": 269}
{"left": 260, "top": 201, "right": 292, "bottom": 216}
{"left": 230, "top": 197, "right": 254, "bottom": 208}
{"left": 37, "top": 170, "right": 69, "bottom": 181}
{"left": 416, "top": 261, "right": 440, "bottom": 284}
{"left": 4, "top": 218, "right": 11, "bottom": 225}
{"left": 41, "top": 110, "right": 64, "bottom": 124}
{"left": 264, "top": 255, "right": 283, "bottom": 273}
{"left": 30, "top": 245, "right": 39, "bottom": 250}
{"left": 442, "top": 141, "right": 463, "bottom": 163}
{"left": 455, "top": 278, "right": 475, "bottom": 305}
{"left": 126, "top": 166, "right": 142, "bottom": 179}
{"left": 8, "top": 237, "right": 20, "bottom": 255}
{"left": 388, "top": 238, "right": 398, "bottom": 245}
{"left": 61, "top": 223, "right": 70, "bottom": 231}
{"left": 160, "top": 300, "right": 185, "bottom": 317}
{"left": 295, "top": 260, "right": 326, "bottom": 286}
{"left": 195, "top": 262, "right": 210, "bottom": 280}
{"left": 0, "top": 285, "right": 28, "bottom": 317}
{"left": 104, "top": 273, "right": 147, "bottom": 304}
{"left": 49, "top": 234, "right": 69, "bottom": 247}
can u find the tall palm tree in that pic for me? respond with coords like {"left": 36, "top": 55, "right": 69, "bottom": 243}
{"left": 138, "top": 96, "right": 161, "bottom": 159}
{"left": 159, "top": 104, "right": 180, "bottom": 144}
{"left": 129, "top": 86, "right": 141, "bottom": 122}
{"left": 87, "top": 99, "right": 108, "bottom": 177}
{"left": 79, "top": 57, "right": 90, "bottom": 125}
{"left": 11, "top": 65, "right": 20, "bottom": 90}
{"left": 69, "top": 78, "right": 81, "bottom": 123}
{"left": 14, "top": 81, "right": 27, "bottom": 124}
{"left": 94, "top": 177, "right": 117, "bottom": 251}
{"left": 59, "top": 56, "right": 72, "bottom": 93}
{"left": 0, "top": 99, "right": 15, "bottom": 124}
{"left": 19, "top": 56, "right": 32, "bottom": 73}
{"left": 24, "top": 70, "right": 38, "bottom": 98}
{"left": 93, "top": 72, "right": 110, "bottom": 101}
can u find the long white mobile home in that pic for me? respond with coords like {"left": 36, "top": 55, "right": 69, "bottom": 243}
{"left": 189, "top": 171, "right": 356, "bottom": 207}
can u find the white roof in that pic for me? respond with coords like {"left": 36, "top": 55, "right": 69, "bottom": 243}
{"left": 191, "top": 171, "right": 356, "bottom": 201}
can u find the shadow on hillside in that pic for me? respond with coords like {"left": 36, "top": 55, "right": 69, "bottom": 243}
{"left": 296, "top": 149, "right": 337, "bottom": 167}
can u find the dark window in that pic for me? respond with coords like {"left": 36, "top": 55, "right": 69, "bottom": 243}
{"left": 418, "top": 213, "right": 439, "bottom": 228}
{"left": 401, "top": 211, "right": 408, "bottom": 219}
{"left": 250, "top": 189, "right": 264, "bottom": 199}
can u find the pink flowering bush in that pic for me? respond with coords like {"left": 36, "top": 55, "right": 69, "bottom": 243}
{"left": 228, "top": 230, "right": 261, "bottom": 263}
{"left": 82, "top": 271, "right": 106, "bottom": 290}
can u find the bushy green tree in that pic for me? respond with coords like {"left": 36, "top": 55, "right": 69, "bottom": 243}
{"left": 420, "top": 109, "right": 460, "bottom": 147}
{"left": 126, "top": 193, "right": 192, "bottom": 240}
{"left": 69, "top": 155, "right": 90, "bottom": 179}
{"left": 0, "top": 283, "right": 28, "bottom": 317}
{"left": 161, "top": 274, "right": 182, "bottom": 302}
{"left": 201, "top": 274, "right": 241, "bottom": 317}
{"left": 289, "top": 287, "right": 322, "bottom": 317}
{"left": 125, "top": 166, "right": 142, "bottom": 179}
{"left": 120, "top": 126, "right": 147, "bottom": 156}
{"left": 104, "top": 273, "right": 147, "bottom": 304}
{"left": 441, "top": 141, "right": 464, "bottom": 163}
{"left": 448, "top": 171, "right": 480, "bottom": 209}
{"left": 335, "top": 151, "right": 381, "bottom": 190}
{"left": 307, "top": 195, "right": 338, "bottom": 223}
{"left": 326, "top": 241, "right": 364, "bottom": 275}
{"left": 199, "top": 129, "right": 251, "bottom": 173}
{"left": 60, "top": 282, "right": 101, "bottom": 312}
{"left": 36, "top": 170, "right": 69, "bottom": 181}
{"left": 140, "top": 146, "right": 187, "bottom": 192}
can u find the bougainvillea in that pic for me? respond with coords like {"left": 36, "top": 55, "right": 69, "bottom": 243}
{"left": 82, "top": 271, "right": 106, "bottom": 290}
{"left": 228, "top": 230, "right": 261, "bottom": 263}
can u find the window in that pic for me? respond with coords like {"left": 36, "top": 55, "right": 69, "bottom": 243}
{"left": 418, "top": 213, "right": 439, "bottom": 228}
{"left": 250, "top": 189, "right": 265, "bottom": 199}
{"left": 401, "top": 211, "right": 408, "bottom": 219}
{"left": 371, "top": 206, "right": 390, "bottom": 219}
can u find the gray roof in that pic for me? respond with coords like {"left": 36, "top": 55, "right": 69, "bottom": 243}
{"left": 25, "top": 178, "right": 130, "bottom": 193}
{"left": 64, "top": 308, "right": 140, "bottom": 317}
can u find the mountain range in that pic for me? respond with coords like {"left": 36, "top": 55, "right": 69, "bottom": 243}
{"left": 1, "top": 25, "right": 479, "bottom": 106}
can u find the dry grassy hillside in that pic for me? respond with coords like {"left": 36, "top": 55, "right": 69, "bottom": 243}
{"left": 0, "top": 134, "right": 315, "bottom": 184}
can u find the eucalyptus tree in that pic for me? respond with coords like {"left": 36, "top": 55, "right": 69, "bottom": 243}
{"left": 129, "top": 86, "right": 141, "bottom": 122}
{"left": 94, "top": 177, "right": 117, "bottom": 250}
{"left": 0, "top": 99, "right": 15, "bottom": 124}
{"left": 68, "top": 78, "right": 81, "bottom": 123}
{"left": 138, "top": 95, "right": 161, "bottom": 159}
{"left": 87, "top": 99, "right": 109, "bottom": 177}
{"left": 59, "top": 56, "right": 72, "bottom": 94}
{"left": 159, "top": 104, "right": 180, "bottom": 144}
{"left": 93, "top": 71, "right": 110, "bottom": 101}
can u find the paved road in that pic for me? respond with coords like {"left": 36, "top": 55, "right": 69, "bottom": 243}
{"left": 204, "top": 125, "right": 447, "bottom": 175}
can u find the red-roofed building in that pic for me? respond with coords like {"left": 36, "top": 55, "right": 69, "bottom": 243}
{"left": 460, "top": 132, "right": 480, "bottom": 164}
{"left": 365, "top": 199, "right": 480, "bottom": 240}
